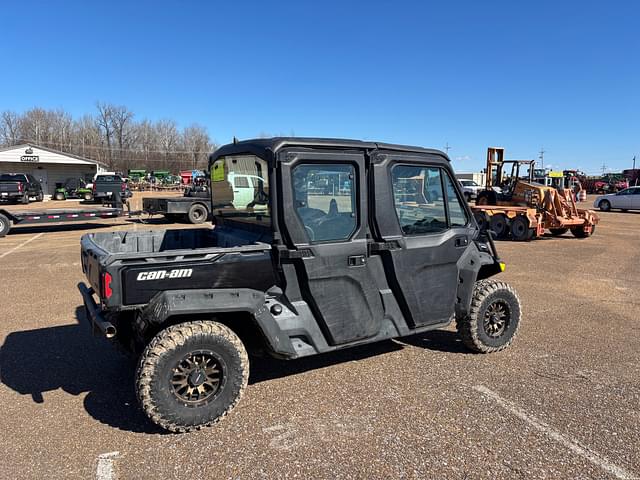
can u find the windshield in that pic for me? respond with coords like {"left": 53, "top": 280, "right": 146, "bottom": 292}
{"left": 210, "top": 154, "right": 270, "bottom": 225}
{"left": 460, "top": 180, "right": 478, "bottom": 186}
{"left": 0, "top": 174, "right": 26, "bottom": 182}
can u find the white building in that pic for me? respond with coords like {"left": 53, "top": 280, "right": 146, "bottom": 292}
{"left": 0, "top": 144, "right": 107, "bottom": 195}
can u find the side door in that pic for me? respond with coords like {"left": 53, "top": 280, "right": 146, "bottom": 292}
{"left": 632, "top": 187, "right": 640, "bottom": 210}
{"left": 371, "top": 152, "right": 474, "bottom": 328}
{"left": 613, "top": 189, "right": 633, "bottom": 209}
{"left": 278, "top": 149, "right": 385, "bottom": 346}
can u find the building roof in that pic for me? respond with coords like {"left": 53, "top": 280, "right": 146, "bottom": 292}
{"left": 211, "top": 137, "right": 448, "bottom": 162}
{"left": 0, "top": 143, "right": 108, "bottom": 168}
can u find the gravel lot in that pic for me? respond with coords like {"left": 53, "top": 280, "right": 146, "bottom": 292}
{"left": 0, "top": 196, "right": 638, "bottom": 479}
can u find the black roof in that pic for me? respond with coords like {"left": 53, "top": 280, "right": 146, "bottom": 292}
{"left": 211, "top": 137, "right": 448, "bottom": 162}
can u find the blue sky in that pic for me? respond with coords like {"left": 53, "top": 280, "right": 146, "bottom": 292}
{"left": 1, "top": 0, "right": 638, "bottom": 174}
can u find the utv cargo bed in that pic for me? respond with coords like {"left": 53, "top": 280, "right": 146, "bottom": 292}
{"left": 81, "top": 226, "right": 274, "bottom": 307}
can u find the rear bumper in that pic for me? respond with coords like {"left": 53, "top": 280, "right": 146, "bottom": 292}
{"left": 78, "top": 282, "right": 116, "bottom": 338}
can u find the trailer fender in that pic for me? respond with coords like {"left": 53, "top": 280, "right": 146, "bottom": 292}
{"left": 139, "top": 288, "right": 296, "bottom": 357}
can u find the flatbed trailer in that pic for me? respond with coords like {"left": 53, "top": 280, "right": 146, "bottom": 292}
{"left": 142, "top": 196, "right": 211, "bottom": 224}
{"left": 0, "top": 206, "right": 124, "bottom": 238}
{"left": 470, "top": 204, "right": 597, "bottom": 241}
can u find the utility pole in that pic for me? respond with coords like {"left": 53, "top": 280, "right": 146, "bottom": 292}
{"left": 444, "top": 142, "right": 451, "bottom": 155}
{"left": 538, "top": 147, "right": 545, "bottom": 170}
{"left": 601, "top": 162, "right": 607, "bottom": 175}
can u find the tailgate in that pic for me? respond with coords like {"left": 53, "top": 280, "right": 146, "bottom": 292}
{"left": 0, "top": 182, "right": 20, "bottom": 195}
{"left": 80, "top": 234, "right": 108, "bottom": 294}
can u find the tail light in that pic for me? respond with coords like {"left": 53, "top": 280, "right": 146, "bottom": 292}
{"left": 101, "top": 272, "right": 113, "bottom": 300}
{"left": 17, "top": 182, "right": 23, "bottom": 192}
{"left": 92, "top": 183, "right": 97, "bottom": 193}
{"left": 121, "top": 182, "right": 126, "bottom": 192}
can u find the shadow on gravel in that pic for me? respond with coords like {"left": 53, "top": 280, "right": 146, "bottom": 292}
{"left": 249, "top": 329, "right": 471, "bottom": 385}
{"left": 0, "top": 306, "right": 165, "bottom": 435}
{"left": 0, "top": 311, "right": 468, "bottom": 431}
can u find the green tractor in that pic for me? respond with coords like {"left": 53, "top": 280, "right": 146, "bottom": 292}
{"left": 53, "top": 178, "right": 94, "bottom": 202}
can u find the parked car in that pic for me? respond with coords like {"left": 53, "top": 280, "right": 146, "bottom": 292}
{"left": 0, "top": 173, "right": 44, "bottom": 204}
{"left": 594, "top": 186, "right": 640, "bottom": 212}
{"left": 458, "top": 179, "right": 483, "bottom": 202}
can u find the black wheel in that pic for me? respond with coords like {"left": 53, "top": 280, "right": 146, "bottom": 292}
{"left": 598, "top": 200, "right": 611, "bottom": 212}
{"left": 510, "top": 215, "right": 534, "bottom": 241}
{"left": 54, "top": 192, "right": 66, "bottom": 201}
{"left": 489, "top": 214, "right": 510, "bottom": 239}
{"left": 549, "top": 228, "right": 568, "bottom": 237}
{"left": 20, "top": 194, "right": 29, "bottom": 204}
{"left": 456, "top": 280, "right": 521, "bottom": 353}
{"left": 136, "top": 320, "right": 249, "bottom": 433}
{"left": 571, "top": 224, "right": 595, "bottom": 238}
{"left": 476, "top": 190, "right": 497, "bottom": 206}
{"left": 187, "top": 203, "right": 208, "bottom": 224}
{"left": 0, "top": 213, "right": 11, "bottom": 237}
{"left": 83, "top": 192, "right": 93, "bottom": 202}
{"left": 464, "top": 192, "right": 472, "bottom": 203}
{"left": 36, "top": 192, "right": 44, "bottom": 202}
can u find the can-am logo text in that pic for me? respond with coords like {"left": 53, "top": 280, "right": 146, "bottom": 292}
{"left": 137, "top": 269, "right": 193, "bottom": 281}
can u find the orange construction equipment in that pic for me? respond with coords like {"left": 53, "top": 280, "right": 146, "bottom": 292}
{"left": 471, "top": 147, "right": 599, "bottom": 240}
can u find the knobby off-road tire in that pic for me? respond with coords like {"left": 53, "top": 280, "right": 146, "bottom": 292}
{"left": 136, "top": 320, "right": 249, "bottom": 433}
{"left": 456, "top": 280, "right": 521, "bottom": 353}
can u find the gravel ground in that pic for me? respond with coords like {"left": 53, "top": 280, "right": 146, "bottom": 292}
{"left": 0, "top": 197, "right": 638, "bottom": 479}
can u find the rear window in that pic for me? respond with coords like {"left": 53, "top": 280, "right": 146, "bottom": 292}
{"left": 210, "top": 155, "right": 269, "bottom": 224}
{"left": 95, "top": 175, "right": 122, "bottom": 182}
{"left": 0, "top": 174, "right": 27, "bottom": 182}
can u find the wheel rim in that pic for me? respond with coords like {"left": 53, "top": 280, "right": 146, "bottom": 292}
{"left": 192, "top": 207, "right": 205, "bottom": 221}
{"left": 512, "top": 221, "right": 526, "bottom": 237}
{"left": 483, "top": 300, "right": 510, "bottom": 338}
{"left": 170, "top": 350, "right": 223, "bottom": 406}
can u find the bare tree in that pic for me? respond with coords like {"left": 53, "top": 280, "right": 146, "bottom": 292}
{"left": 0, "top": 111, "right": 21, "bottom": 146}
{"left": 95, "top": 102, "right": 115, "bottom": 167}
{"left": 183, "top": 123, "right": 213, "bottom": 170}
{"left": 110, "top": 105, "right": 135, "bottom": 170}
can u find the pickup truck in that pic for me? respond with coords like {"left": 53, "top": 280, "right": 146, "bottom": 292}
{"left": 79, "top": 137, "right": 521, "bottom": 433}
{"left": 91, "top": 174, "right": 132, "bottom": 203}
{"left": 0, "top": 173, "right": 44, "bottom": 204}
{"left": 142, "top": 186, "right": 212, "bottom": 224}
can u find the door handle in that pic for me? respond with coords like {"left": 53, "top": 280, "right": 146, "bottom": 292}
{"left": 454, "top": 236, "right": 469, "bottom": 248}
{"left": 348, "top": 255, "right": 366, "bottom": 267}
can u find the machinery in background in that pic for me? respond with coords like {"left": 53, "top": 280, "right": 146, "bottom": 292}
{"left": 472, "top": 147, "right": 598, "bottom": 240}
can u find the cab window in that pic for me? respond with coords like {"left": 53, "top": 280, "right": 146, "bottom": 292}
{"left": 443, "top": 173, "right": 469, "bottom": 227}
{"left": 292, "top": 164, "right": 357, "bottom": 242}
{"left": 210, "top": 155, "right": 269, "bottom": 224}
{"left": 392, "top": 165, "right": 447, "bottom": 235}
{"left": 391, "top": 165, "right": 468, "bottom": 235}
